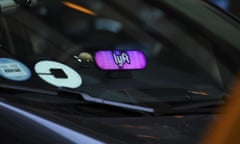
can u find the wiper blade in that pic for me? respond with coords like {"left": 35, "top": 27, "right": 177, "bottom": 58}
{"left": 0, "top": 83, "right": 57, "bottom": 95}
{"left": 57, "top": 88, "right": 155, "bottom": 113}
{"left": 172, "top": 100, "right": 224, "bottom": 111}
{"left": 153, "top": 100, "right": 224, "bottom": 116}
{"left": 0, "top": 84, "right": 155, "bottom": 114}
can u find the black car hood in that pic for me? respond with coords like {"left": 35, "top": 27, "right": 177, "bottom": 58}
{"left": 0, "top": 101, "right": 214, "bottom": 144}
{"left": 68, "top": 115, "right": 214, "bottom": 144}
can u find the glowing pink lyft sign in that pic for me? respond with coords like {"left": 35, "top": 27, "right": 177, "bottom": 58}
{"left": 95, "top": 50, "right": 147, "bottom": 70}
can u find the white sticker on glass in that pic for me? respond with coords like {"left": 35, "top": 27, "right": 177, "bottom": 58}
{"left": 0, "top": 58, "right": 31, "bottom": 81}
{"left": 34, "top": 60, "right": 82, "bottom": 88}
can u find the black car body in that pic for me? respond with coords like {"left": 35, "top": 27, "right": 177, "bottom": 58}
{"left": 0, "top": 0, "right": 239, "bottom": 143}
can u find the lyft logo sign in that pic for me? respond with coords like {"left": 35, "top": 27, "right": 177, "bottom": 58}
{"left": 113, "top": 51, "right": 131, "bottom": 68}
{"left": 95, "top": 50, "right": 146, "bottom": 70}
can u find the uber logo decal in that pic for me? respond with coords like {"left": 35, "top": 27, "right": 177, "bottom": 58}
{"left": 34, "top": 60, "right": 82, "bottom": 88}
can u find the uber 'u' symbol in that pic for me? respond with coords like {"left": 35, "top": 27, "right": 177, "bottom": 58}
{"left": 34, "top": 60, "right": 82, "bottom": 88}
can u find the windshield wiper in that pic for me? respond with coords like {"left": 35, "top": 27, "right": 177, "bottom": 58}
{"left": 0, "top": 83, "right": 225, "bottom": 116}
{"left": 58, "top": 88, "right": 155, "bottom": 113}
{"left": 153, "top": 99, "right": 225, "bottom": 116}
{"left": 0, "top": 83, "right": 155, "bottom": 114}
{"left": 172, "top": 100, "right": 224, "bottom": 110}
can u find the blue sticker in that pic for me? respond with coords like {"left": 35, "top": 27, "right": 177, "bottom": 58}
{"left": 0, "top": 58, "right": 31, "bottom": 81}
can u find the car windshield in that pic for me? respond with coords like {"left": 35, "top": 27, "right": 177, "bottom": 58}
{"left": 0, "top": 0, "right": 239, "bottom": 107}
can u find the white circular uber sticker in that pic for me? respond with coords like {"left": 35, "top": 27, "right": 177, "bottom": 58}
{"left": 34, "top": 60, "right": 82, "bottom": 88}
{"left": 0, "top": 58, "right": 31, "bottom": 81}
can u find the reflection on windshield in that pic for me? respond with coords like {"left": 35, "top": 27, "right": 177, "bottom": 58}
{"left": 0, "top": 0, "right": 237, "bottom": 106}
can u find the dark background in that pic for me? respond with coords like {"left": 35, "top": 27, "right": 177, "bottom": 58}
{"left": 210, "top": 0, "right": 240, "bottom": 18}
{"left": 229, "top": 0, "right": 240, "bottom": 17}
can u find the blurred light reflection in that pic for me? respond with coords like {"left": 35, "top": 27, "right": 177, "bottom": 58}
{"left": 62, "top": 1, "right": 96, "bottom": 16}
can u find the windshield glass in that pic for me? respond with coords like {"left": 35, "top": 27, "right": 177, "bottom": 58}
{"left": 0, "top": 0, "right": 239, "bottom": 106}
